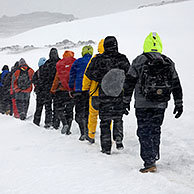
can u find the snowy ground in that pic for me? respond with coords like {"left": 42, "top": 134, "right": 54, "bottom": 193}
{"left": 0, "top": 1, "right": 194, "bottom": 194}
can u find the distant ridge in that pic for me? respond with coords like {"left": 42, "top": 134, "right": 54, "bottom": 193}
{"left": 0, "top": 11, "right": 77, "bottom": 38}
{"left": 138, "top": 0, "right": 190, "bottom": 9}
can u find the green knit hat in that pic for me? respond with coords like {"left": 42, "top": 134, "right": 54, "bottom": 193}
{"left": 143, "top": 32, "right": 163, "bottom": 54}
{"left": 81, "top": 45, "right": 93, "bottom": 57}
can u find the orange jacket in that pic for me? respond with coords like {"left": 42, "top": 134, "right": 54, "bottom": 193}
{"left": 50, "top": 72, "right": 67, "bottom": 93}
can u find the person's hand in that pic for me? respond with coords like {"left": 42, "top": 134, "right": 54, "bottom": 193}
{"left": 173, "top": 105, "right": 183, "bottom": 118}
{"left": 69, "top": 91, "right": 74, "bottom": 98}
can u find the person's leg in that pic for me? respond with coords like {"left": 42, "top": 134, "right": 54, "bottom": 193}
{"left": 136, "top": 108, "right": 165, "bottom": 168}
{"left": 150, "top": 108, "right": 165, "bottom": 161}
{"left": 23, "top": 93, "right": 30, "bottom": 118}
{"left": 44, "top": 98, "right": 52, "bottom": 128}
{"left": 113, "top": 117, "right": 124, "bottom": 150}
{"left": 33, "top": 94, "right": 43, "bottom": 126}
{"left": 74, "top": 93, "right": 88, "bottom": 140}
{"left": 100, "top": 119, "right": 112, "bottom": 154}
{"left": 87, "top": 96, "right": 99, "bottom": 139}
{"left": 64, "top": 99, "right": 74, "bottom": 135}
{"left": 15, "top": 92, "right": 25, "bottom": 120}
{"left": 12, "top": 96, "right": 19, "bottom": 118}
{"left": 52, "top": 95, "right": 60, "bottom": 129}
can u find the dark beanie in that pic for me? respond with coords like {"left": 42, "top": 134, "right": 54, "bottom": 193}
{"left": 103, "top": 36, "right": 118, "bottom": 52}
{"left": 2, "top": 65, "right": 9, "bottom": 71}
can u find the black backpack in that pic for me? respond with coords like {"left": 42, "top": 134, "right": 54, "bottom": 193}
{"left": 17, "top": 66, "right": 31, "bottom": 90}
{"left": 140, "top": 53, "right": 173, "bottom": 102}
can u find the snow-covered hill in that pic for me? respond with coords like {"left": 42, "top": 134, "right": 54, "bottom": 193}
{"left": 0, "top": 12, "right": 76, "bottom": 38}
{"left": 0, "top": 1, "right": 194, "bottom": 194}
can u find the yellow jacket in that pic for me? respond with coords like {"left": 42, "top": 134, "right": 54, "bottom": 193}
{"left": 82, "top": 39, "right": 104, "bottom": 97}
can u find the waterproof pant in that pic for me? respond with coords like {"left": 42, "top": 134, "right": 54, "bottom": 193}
{"left": 100, "top": 117, "right": 123, "bottom": 152}
{"left": 88, "top": 96, "right": 99, "bottom": 139}
{"left": 52, "top": 95, "right": 60, "bottom": 129}
{"left": 2, "top": 90, "right": 12, "bottom": 115}
{"left": 12, "top": 97, "right": 19, "bottom": 118}
{"left": 33, "top": 94, "right": 52, "bottom": 126}
{"left": 74, "top": 91, "right": 89, "bottom": 136}
{"left": 135, "top": 108, "right": 165, "bottom": 167}
{"left": 55, "top": 91, "right": 74, "bottom": 131}
{"left": 15, "top": 92, "right": 30, "bottom": 119}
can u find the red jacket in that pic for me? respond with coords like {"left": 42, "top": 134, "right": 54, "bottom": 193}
{"left": 52, "top": 56, "right": 76, "bottom": 92}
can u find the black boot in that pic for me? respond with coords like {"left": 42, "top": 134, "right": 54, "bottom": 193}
{"left": 61, "top": 125, "right": 69, "bottom": 134}
{"left": 86, "top": 135, "right": 95, "bottom": 144}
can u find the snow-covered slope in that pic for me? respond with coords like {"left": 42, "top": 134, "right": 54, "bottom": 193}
{"left": 0, "top": 1, "right": 194, "bottom": 194}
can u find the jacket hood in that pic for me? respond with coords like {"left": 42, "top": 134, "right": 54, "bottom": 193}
{"left": 104, "top": 36, "right": 118, "bottom": 52}
{"left": 143, "top": 32, "right": 163, "bottom": 54}
{"left": 49, "top": 48, "right": 59, "bottom": 61}
{"left": 82, "top": 45, "right": 93, "bottom": 57}
{"left": 14, "top": 61, "right": 19, "bottom": 68}
{"left": 98, "top": 39, "right": 104, "bottom": 54}
{"left": 2, "top": 65, "right": 9, "bottom": 71}
{"left": 19, "top": 58, "right": 26, "bottom": 65}
{"left": 38, "top": 57, "right": 46, "bottom": 67}
{"left": 63, "top": 50, "right": 74, "bottom": 58}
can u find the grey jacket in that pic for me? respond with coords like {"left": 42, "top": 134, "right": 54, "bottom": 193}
{"left": 124, "top": 52, "right": 183, "bottom": 109}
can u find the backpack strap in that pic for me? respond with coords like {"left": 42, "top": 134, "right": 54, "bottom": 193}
{"left": 89, "top": 83, "right": 99, "bottom": 97}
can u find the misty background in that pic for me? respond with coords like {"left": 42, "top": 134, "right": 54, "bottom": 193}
{"left": 0, "top": 0, "right": 190, "bottom": 38}
{"left": 0, "top": 0, "right": 170, "bottom": 18}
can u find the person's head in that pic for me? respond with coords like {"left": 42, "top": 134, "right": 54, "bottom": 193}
{"left": 14, "top": 61, "right": 19, "bottom": 68}
{"left": 19, "top": 58, "right": 26, "bottom": 65}
{"left": 103, "top": 36, "right": 118, "bottom": 52}
{"left": 81, "top": 45, "right": 93, "bottom": 57}
{"left": 2, "top": 65, "right": 9, "bottom": 71}
{"left": 98, "top": 39, "right": 104, "bottom": 54}
{"left": 143, "top": 32, "right": 163, "bottom": 53}
{"left": 49, "top": 48, "right": 59, "bottom": 61}
{"left": 63, "top": 50, "right": 74, "bottom": 58}
{"left": 38, "top": 57, "right": 46, "bottom": 67}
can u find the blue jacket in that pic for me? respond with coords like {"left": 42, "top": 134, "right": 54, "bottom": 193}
{"left": 69, "top": 54, "right": 92, "bottom": 92}
{"left": 0, "top": 70, "right": 9, "bottom": 87}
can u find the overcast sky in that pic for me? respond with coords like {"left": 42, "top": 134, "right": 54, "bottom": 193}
{"left": 0, "top": 0, "right": 161, "bottom": 18}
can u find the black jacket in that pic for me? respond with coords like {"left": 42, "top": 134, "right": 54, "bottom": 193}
{"left": 86, "top": 50, "right": 130, "bottom": 118}
{"left": 124, "top": 52, "right": 183, "bottom": 108}
{"left": 39, "top": 48, "right": 60, "bottom": 97}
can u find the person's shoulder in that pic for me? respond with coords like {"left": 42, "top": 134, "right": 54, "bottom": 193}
{"left": 132, "top": 53, "right": 147, "bottom": 66}
{"left": 116, "top": 52, "right": 129, "bottom": 61}
{"left": 161, "top": 54, "right": 175, "bottom": 65}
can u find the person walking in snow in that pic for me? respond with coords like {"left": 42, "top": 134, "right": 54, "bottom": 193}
{"left": 82, "top": 39, "right": 112, "bottom": 144}
{"left": 68, "top": 45, "right": 93, "bottom": 141}
{"left": 39, "top": 48, "right": 61, "bottom": 129}
{"left": 50, "top": 50, "right": 76, "bottom": 135}
{"left": 84, "top": 36, "right": 130, "bottom": 154}
{"left": 10, "top": 61, "right": 20, "bottom": 118}
{"left": 0, "top": 65, "right": 10, "bottom": 114}
{"left": 1, "top": 65, "right": 12, "bottom": 115}
{"left": 12, "top": 58, "right": 34, "bottom": 120}
{"left": 124, "top": 32, "right": 183, "bottom": 173}
{"left": 32, "top": 57, "right": 49, "bottom": 126}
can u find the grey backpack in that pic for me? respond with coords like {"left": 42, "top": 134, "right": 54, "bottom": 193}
{"left": 101, "top": 68, "right": 125, "bottom": 97}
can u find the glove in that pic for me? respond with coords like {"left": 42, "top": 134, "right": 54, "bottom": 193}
{"left": 173, "top": 105, "right": 183, "bottom": 118}
{"left": 123, "top": 103, "right": 130, "bottom": 115}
